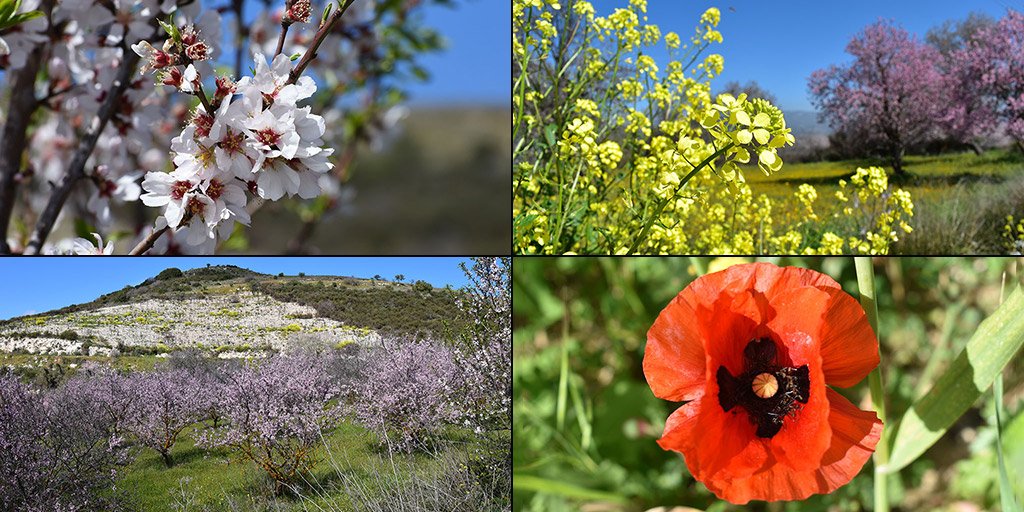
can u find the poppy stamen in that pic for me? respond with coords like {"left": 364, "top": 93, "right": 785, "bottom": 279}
{"left": 716, "top": 338, "right": 811, "bottom": 438}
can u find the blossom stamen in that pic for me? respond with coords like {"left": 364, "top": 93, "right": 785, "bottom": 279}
{"left": 716, "top": 338, "right": 809, "bottom": 438}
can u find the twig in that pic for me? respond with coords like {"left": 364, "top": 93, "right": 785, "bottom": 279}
{"left": 275, "top": 20, "right": 292, "bottom": 57}
{"left": 193, "top": 80, "right": 214, "bottom": 114}
{"left": 23, "top": 48, "right": 143, "bottom": 254}
{"left": 129, "top": 225, "right": 172, "bottom": 255}
{"left": 286, "top": 0, "right": 355, "bottom": 85}
{"left": 231, "top": 0, "right": 247, "bottom": 78}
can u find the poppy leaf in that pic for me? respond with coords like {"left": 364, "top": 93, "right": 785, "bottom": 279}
{"left": 884, "top": 282, "right": 1024, "bottom": 474}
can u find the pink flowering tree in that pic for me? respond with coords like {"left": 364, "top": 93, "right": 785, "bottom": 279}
{"left": 952, "top": 9, "right": 1024, "bottom": 150}
{"left": 125, "top": 367, "right": 207, "bottom": 467}
{"left": 808, "top": 20, "right": 949, "bottom": 176}
{"left": 198, "top": 354, "right": 340, "bottom": 495}
{"left": 0, "top": 372, "right": 133, "bottom": 510}
{"left": 353, "top": 337, "right": 461, "bottom": 453}
{"left": 0, "top": 0, "right": 445, "bottom": 254}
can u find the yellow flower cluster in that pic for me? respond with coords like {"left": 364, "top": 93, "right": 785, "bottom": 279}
{"left": 1003, "top": 215, "right": 1024, "bottom": 253}
{"left": 512, "top": 0, "right": 914, "bottom": 254}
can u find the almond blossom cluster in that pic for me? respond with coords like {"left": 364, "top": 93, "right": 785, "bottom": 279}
{"left": 135, "top": 26, "right": 333, "bottom": 252}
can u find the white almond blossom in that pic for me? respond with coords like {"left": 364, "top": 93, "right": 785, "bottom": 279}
{"left": 71, "top": 232, "right": 115, "bottom": 255}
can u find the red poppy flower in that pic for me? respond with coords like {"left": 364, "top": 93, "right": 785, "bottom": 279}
{"left": 643, "top": 262, "right": 883, "bottom": 504}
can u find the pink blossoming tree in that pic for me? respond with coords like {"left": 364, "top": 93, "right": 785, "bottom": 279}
{"left": 809, "top": 21, "right": 949, "bottom": 176}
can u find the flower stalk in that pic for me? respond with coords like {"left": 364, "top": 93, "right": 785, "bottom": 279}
{"left": 854, "top": 257, "right": 890, "bottom": 512}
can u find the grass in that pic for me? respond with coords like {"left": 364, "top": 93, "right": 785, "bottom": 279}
{"left": 740, "top": 149, "right": 1024, "bottom": 253}
{"left": 119, "top": 419, "right": 471, "bottom": 511}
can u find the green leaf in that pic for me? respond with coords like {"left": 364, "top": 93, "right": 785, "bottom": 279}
{"left": 995, "top": 374, "right": 1021, "bottom": 512}
{"left": 555, "top": 340, "right": 569, "bottom": 431}
{"left": 0, "top": 0, "right": 19, "bottom": 23}
{"left": 512, "top": 474, "right": 627, "bottom": 504}
{"left": 543, "top": 123, "right": 557, "bottom": 148}
{"left": 884, "top": 282, "right": 1024, "bottom": 473}
{"left": 7, "top": 9, "right": 41, "bottom": 25}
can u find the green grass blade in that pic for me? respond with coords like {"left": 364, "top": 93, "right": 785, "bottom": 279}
{"left": 855, "top": 257, "right": 889, "bottom": 512}
{"left": 512, "top": 474, "right": 628, "bottom": 504}
{"left": 884, "top": 282, "right": 1024, "bottom": 473}
{"left": 556, "top": 340, "right": 568, "bottom": 431}
{"left": 995, "top": 373, "right": 1021, "bottom": 512}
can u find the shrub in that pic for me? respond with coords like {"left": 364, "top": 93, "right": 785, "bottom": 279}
{"left": 156, "top": 267, "right": 184, "bottom": 280}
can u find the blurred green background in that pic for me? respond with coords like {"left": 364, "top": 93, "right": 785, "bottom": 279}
{"left": 513, "top": 257, "right": 1024, "bottom": 512}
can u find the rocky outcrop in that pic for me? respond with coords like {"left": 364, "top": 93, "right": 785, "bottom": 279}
{"left": 0, "top": 291, "right": 380, "bottom": 355}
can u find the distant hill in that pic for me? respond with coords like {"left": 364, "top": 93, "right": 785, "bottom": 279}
{"left": 785, "top": 110, "right": 832, "bottom": 137}
{"left": 0, "top": 265, "right": 466, "bottom": 356}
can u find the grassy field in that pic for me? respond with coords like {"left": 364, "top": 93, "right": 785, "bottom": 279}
{"left": 119, "top": 419, "right": 464, "bottom": 511}
{"left": 742, "top": 149, "right": 1024, "bottom": 253}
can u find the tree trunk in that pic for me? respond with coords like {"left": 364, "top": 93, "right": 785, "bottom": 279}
{"left": 161, "top": 450, "right": 174, "bottom": 467}
{"left": 968, "top": 141, "right": 983, "bottom": 156}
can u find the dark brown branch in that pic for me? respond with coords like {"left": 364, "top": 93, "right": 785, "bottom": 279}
{"left": 23, "top": 49, "right": 142, "bottom": 254}
{"left": 0, "top": 47, "right": 45, "bottom": 254}
{"left": 275, "top": 20, "right": 292, "bottom": 57}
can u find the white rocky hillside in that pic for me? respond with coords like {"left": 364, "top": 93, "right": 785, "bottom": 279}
{"left": 0, "top": 290, "right": 380, "bottom": 356}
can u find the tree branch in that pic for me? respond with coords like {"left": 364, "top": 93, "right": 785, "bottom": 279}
{"left": 23, "top": 49, "right": 142, "bottom": 254}
{"left": 129, "top": 225, "right": 171, "bottom": 255}
{"left": 286, "top": 0, "right": 355, "bottom": 85}
{"left": 0, "top": 46, "right": 45, "bottom": 254}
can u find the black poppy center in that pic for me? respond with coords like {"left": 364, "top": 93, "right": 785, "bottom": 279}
{"left": 716, "top": 337, "right": 810, "bottom": 438}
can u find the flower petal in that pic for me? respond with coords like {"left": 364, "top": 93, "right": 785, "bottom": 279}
{"left": 657, "top": 396, "right": 769, "bottom": 483}
{"left": 819, "top": 287, "right": 880, "bottom": 387}
{"left": 644, "top": 295, "right": 707, "bottom": 402}
{"left": 700, "top": 388, "right": 882, "bottom": 504}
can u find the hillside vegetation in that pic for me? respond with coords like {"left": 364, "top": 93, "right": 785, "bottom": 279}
{"left": 1, "top": 265, "right": 466, "bottom": 340}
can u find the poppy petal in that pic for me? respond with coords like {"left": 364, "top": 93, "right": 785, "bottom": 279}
{"left": 657, "top": 395, "right": 769, "bottom": 482}
{"left": 819, "top": 288, "right": 881, "bottom": 387}
{"left": 645, "top": 295, "right": 707, "bottom": 402}
{"left": 759, "top": 286, "right": 833, "bottom": 472}
{"left": 816, "top": 388, "right": 883, "bottom": 490}
{"left": 700, "top": 388, "right": 882, "bottom": 504}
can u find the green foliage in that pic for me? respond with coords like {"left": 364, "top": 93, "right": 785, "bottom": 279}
{"left": 0, "top": 0, "right": 42, "bottom": 32}
{"left": 155, "top": 268, "right": 184, "bottom": 281}
{"left": 253, "top": 278, "right": 464, "bottom": 336}
{"left": 887, "top": 281, "right": 1024, "bottom": 473}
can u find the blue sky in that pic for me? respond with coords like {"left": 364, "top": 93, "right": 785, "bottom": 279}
{"left": 590, "top": 0, "right": 1021, "bottom": 111}
{"left": 0, "top": 257, "right": 471, "bottom": 320}
{"left": 229, "top": 0, "right": 509, "bottom": 106}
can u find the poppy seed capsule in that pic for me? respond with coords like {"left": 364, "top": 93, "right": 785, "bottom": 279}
{"left": 751, "top": 372, "right": 778, "bottom": 398}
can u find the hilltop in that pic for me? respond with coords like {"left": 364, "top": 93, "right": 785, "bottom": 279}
{"left": 0, "top": 265, "right": 465, "bottom": 356}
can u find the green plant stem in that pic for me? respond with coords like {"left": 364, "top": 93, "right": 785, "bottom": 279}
{"left": 855, "top": 257, "right": 889, "bottom": 512}
{"left": 625, "top": 142, "right": 735, "bottom": 254}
